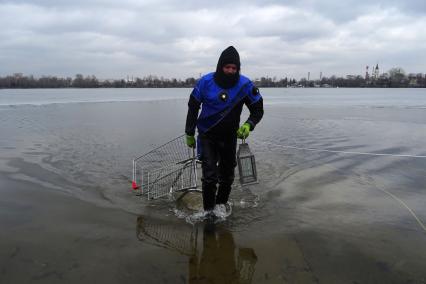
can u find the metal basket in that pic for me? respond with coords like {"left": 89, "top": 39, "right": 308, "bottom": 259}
{"left": 132, "top": 135, "right": 199, "bottom": 199}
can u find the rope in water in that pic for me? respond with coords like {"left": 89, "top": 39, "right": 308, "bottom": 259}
{"left": 264, "top": 142, "right": 426, "bottom": 158}
{"left": 263, "top": 141, "right": 426, "bottom": 233}
{"left": 376, "top": 186, "right": 426, "bottom": 233}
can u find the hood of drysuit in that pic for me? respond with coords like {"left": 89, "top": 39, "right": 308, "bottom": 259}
{"left": 214, "top": 46, "right": 241, "bottom": 89}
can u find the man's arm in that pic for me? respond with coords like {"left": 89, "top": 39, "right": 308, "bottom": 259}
{"left": 245, "top": 97, "right": 264, "bottom": 130}
{"left": 185, "top": 95, "right": 201, "bottom": 136}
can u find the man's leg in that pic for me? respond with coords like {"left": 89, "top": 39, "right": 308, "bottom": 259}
{"left": 216, "top": 136, "right": 237, "bottom": 204}
{"left": 199, "top": 134, "right": 219, "bottom": 211}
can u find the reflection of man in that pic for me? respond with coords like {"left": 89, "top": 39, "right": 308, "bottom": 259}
{"left": 185, "top": 46, "right": 264, "bottom": 216}
{"left": 189, "top": 224, "right": 257, "bottom": 284}
{"left": 136, "top": 217, "right": 257, "bottom": 283}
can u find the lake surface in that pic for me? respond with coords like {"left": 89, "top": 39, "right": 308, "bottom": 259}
{"left": 1, "top": 88, "right": 425, "bottom": 283}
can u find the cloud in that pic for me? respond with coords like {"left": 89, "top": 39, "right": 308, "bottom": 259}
{"left": 0, "top": 0, "right": 425, "bottom": 79}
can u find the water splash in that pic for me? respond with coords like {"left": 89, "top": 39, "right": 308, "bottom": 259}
{"left": 172, "top": 202, "right": 233, "bottom": 225}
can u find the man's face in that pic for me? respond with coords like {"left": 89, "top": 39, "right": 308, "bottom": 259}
{"left": 222, "top": 64, "right": 238, "bottom": 76}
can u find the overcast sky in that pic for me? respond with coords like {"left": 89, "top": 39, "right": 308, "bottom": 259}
{"left": 1, "top": 0, "right": 425, "bottom": 79}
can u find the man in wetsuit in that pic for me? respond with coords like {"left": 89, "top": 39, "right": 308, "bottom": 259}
{"left": 185, "top": 46, "right": 264, "bottom": 215}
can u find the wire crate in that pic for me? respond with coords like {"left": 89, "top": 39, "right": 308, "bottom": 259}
{"left": 132, "top": 135, "right": 200, "bottom": 199}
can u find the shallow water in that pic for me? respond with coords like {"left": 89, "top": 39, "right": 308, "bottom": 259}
{"left": 1, "top": 88, "right": 426, "bottom": 283}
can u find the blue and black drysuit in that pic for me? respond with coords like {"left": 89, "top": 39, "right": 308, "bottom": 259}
{"left": 185, "top": 71, "right": 264, "bottom": 211}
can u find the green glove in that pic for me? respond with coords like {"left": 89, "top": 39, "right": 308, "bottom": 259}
{"left": 237, "top": 122, "right": 251, "bottom": 139}
{"left": 186, "top": 135, "right": 196, "bottom": 148}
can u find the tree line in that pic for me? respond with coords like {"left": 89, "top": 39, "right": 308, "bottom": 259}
{"left": 0, "top": 74, "right": 197, "bottom": 89}
{"left": 1, "top": 68, "right": 424, "bottom": 89}
{"left": 255, "top": 68, "right": 425, "bottom": 88}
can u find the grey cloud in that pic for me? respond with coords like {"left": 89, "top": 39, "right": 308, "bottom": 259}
{"left": 0, "top": 0, "right": 425, "bottom": 79}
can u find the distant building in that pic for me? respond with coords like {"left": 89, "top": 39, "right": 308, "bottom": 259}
{"left": 126, "top": 75, "right": 135, "bottom": 83}
{"left": 408, "top": 73, "right": 420, "bottom": 87}
{"left": 372, "top": 64, "right": 379, "bottom": 80}
{"left": 408, "top": 79, "right": 419, "bottom": 87}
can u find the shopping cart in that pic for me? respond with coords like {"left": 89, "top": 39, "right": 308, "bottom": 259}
{"left": 132, "top": 135, "right": 200, "bottom": 200}
{"left": 132, "top": 135, "right": 258, "bottom": 200}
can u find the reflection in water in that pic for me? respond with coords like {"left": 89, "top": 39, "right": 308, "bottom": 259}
{"left": 136, "top": 216, "right": 197, "bottom": 256}
{"left": 136, "top": 216, "right": 257, "bottom": 283}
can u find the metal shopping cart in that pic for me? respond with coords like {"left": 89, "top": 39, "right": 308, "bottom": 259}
{"left": 131, "top": 135, "right": 258, "bottom": 200}
{"left": 132, "top": 135, "right": 200, "bottom": 200}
